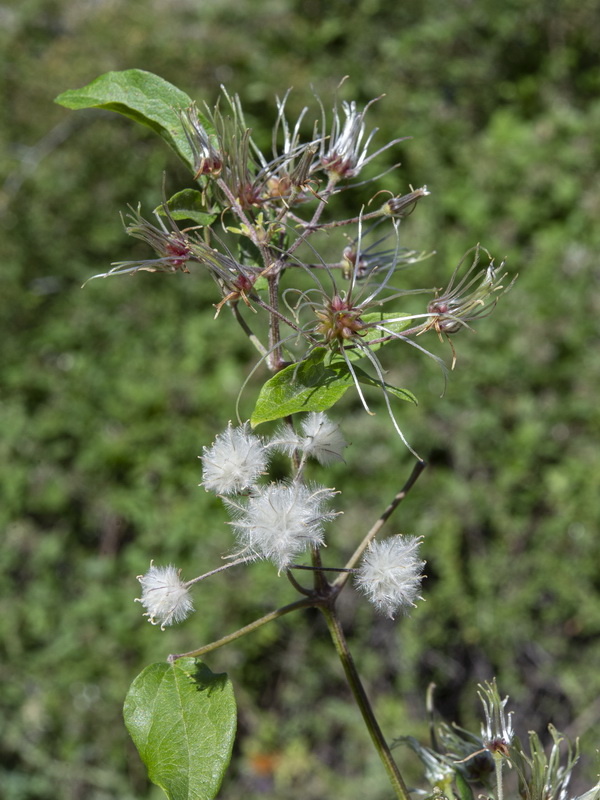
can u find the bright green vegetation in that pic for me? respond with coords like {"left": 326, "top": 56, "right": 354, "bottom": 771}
{"left": 2, "top": 1, "right": 599, "bottom": 798}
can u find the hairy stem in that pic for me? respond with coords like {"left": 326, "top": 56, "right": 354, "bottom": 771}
{"left": 215, "top": 177, "right": 273, "bottom": 270}
{"left": 495, "top": 753, "right": 504, "bottom": 800}
{"left": 282, "top": 176, "right": 337, "bottom": 260}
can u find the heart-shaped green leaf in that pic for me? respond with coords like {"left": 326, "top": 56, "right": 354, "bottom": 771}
{"left": 124, "top": 658, "right": 236, "bottom": 800}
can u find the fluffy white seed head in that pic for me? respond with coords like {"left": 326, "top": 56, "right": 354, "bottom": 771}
{"left": 355, "top": 535, "right": 425, "bottom": 618}
{"left": 270, "top": 412, "right": 347, "bottom": 465}
{"left": 299, "top": 412, "right": 347, "bottom": 464}
{"left": 228, "top": 482, "right": 338, "bottom": 570}
{"left": 136, "top": 563, "right": 194, "bottom": 630}
{"left": 201, "top": 422, "right": 268, "bottom": 495}
{"left": 268, "top": 426, "right": 303, "bottom": 458}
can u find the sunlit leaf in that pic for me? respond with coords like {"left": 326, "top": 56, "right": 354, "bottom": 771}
{"left": 55, "top": 70, "right": 209, "bottom": 172}
{"left": 251, "top": 348, "right": 415, "bottom": 426}
{"left": 124, "top": 658, "right": 236, "bottom": 800}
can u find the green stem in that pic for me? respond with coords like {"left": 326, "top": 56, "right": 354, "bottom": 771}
{"left": 215, "top": 177, "right": 272, "bottom": 268}
{"left": 494, "top": 753, "right": 504, "bottom": 800}
{"left": 282, "top": 177, "right": 337, "bottom": 260}
{"left": 321, "top": 606, "right": 412, "bottom": 800}
{"left": 167, "top": 596, "right": 314, "bottom": 662}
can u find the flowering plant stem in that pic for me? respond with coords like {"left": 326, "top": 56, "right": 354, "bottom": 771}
{"left": 167, "top": 461, "right": 426, "bottom": 798}
{"left": 62, "top": 70, "right": 600, "bottom": 800}
{"left": 494, "top": 753, "right": 504, "bottom": 800}
{"left": 167, "top": 596, "right": 315, "bottom": 662}
{"left": 321, "top": 606, "right": 411, "bottom": 800}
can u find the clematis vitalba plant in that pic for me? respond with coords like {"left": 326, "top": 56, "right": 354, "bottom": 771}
{"left": 54, "top": 69, "right": 583, "bottom": 800}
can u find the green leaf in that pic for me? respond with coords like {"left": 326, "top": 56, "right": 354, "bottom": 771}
{"left": 55, "top": 69, "right": 207, "bottom": 172}
{"left": 360, "top": 311, "right": 413, "bottom": 336}
{"left": 155, "top": 190, "right": 217, "bottom": 227}
{"left": 254, "top": 276, "right": 269, "bottom": 293}
{"left": 250, "top": 348, "right": 416, "bottom": 427}
{"left": 124, "top": 658, "right": 236, "bottom": 800}
{"left": 237, "top": 236, "right": 262, "bottom": 271}
{"left": 251, "top": 350, "right": 348, "bottom": 425}
{"left": 454, "top": 770, "right": 475, "bottom": 800}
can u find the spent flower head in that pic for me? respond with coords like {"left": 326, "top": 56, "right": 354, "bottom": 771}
{"left": 207, "top": 87, "right": 267, "bottom": 210}
{"left": 179, "top": 103, "right": 223, "bottom": 178}
{"left": 478, "top": 679, "right": 515, "bottom": 757}
{"left": 270, "top": 412, "right": 348, "bottom": 466}
{"left": 88, "top": 204, "right": 194, "bottom": 281}
{"left": 201, "top": 422, "right": 268, "bottom": 495}
{"left": 355, "top": 535, "right": 425, "bottom": 618}
{"left": 297, "top": 412, "right": 348, "bottom": 464}
{"left": 136, "top": 563, "right": 194, "bottom": 630}
{"left": 379, "top": 186, "right": 431, "bottom": 219}
{"left": 421, "top": 245, "right": 515, "bottom": 339}
{"left": 510, "top": 725, "right": 580, "bottom": 800}
{"left": 288, "top": 220, "right": 447, "bottom": 456}
{"left": 255, "top": 89, "right": 321, "bottom": 204}
{"left": 317, "top": 90, "right": 405, "bottom": 182}
{"left": 226, "top": 482, "right": 338, "bottom": 571}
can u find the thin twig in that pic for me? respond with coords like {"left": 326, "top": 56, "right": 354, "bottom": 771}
{"left": 167, "top": 595, "right": 315, "bottom": 662}
{"left": 229, "top": 301, "right": 267, "bottom": 357}
{"left": 334, "top": 459, "right": 427, "bottom": 589}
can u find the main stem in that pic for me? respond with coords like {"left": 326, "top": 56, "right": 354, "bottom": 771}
{"left": 321, "top": 606, "right": 412, "bottom": 800}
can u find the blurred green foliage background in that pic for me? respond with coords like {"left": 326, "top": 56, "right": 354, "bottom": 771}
{"left": 1, "top": 0, "right": 599, "bottom": 798}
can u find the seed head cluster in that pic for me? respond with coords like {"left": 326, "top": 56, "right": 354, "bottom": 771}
{"left": 270, "top": 411, "right": 348, "bottom": 465}
{"left": 202, "top": 415, "right": 342, "bottom": 570}
{"left": 135, "top": 416, "right": 429, "bottom": 629}
{"left": 227, "top": 482, "right": 338, "bottom": 571}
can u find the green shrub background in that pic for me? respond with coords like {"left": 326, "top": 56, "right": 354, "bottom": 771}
{"left": 2, "top": 1, "right": 599, "bottom": 798}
